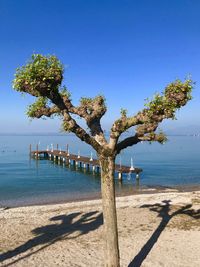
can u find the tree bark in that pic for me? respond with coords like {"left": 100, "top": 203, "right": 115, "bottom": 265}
{"left": 99, "top": 155, "right": 120, "bottom": 267}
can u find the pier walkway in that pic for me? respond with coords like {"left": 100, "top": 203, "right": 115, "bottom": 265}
{"left": 31, "top": 148, "right": 142, "bottom": 180}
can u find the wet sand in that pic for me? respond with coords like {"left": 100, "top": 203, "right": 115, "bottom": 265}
{"left": 2, "top": 183, "right": 200, "bottom": 209}
{"left": 0, "top": 190, "right": 200, "bottom": 266}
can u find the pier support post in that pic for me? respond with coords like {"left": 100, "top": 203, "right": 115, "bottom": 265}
{"left": 136, "top": 173, "right": 140, "bottom": 180}
{"left": 118, "top": 172, "right": 123, "bottom": 181}
{"left": 136, "top": 173, "right": 140, "bottom": 187}
{"left": 136, "top": 173, "right": 140, "bottom": 183}
{"left": 136, "top": 173, "right": 140, "bottom": 188}
{"left": 36, "top": 144, "right": 39, "bottom": 159}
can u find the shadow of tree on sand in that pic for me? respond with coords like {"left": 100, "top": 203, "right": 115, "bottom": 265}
{"left": 0, "top": 211, "right": 103, "bottom": 266}
{"left": 128, "top": 200, "right": 200, "bottom": 267}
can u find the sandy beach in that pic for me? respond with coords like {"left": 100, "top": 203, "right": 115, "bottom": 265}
{"left": 0, "top": 190, "right": 200, "bottom": 267}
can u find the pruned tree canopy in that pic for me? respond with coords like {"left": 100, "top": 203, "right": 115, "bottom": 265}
{"left": 13, "top": 54, "right": 193, "bottom": 156}
{"left": 13, "top": 53, "right": 193, "bottom": 267}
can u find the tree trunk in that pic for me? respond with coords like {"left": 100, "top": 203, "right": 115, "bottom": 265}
{"left": 99, "top": 155, "right": 120, "bottom": 267}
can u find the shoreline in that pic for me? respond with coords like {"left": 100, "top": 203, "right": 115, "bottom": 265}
{"left": 2, "top": 183, "right": 200, "bottom": 209}
{"left": 1, "top": 183, "right": 200, "bottom": 209}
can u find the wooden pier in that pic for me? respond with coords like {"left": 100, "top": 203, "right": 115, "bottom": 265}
{"left": 30, "top": 146, "right": 142, "bottom": 180}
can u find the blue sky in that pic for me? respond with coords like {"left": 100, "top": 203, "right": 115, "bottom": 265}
{"left": 0, "top": 0, "right": 200, "bottom": 133}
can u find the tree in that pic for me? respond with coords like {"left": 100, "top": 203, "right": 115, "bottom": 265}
{"left": 13, "top": 54, "right": 193, "bottom": 267}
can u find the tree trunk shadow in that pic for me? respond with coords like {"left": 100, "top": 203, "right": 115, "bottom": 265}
{"left": 128, "top": 200, "right": 199, "bottom": 267}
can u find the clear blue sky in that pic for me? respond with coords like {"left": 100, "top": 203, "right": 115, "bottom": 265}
{"left": 0, "top": 0, "right": 200, "bottom": 133}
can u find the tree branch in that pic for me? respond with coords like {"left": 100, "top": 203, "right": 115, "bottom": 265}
{"left": 27, "top": 97, "right": 61, "bottom": 118}
{"left": 116, "top": 131, "right": 167, "bottom": 154}
{"left": 116, "top": 135, "right": 140, "bottom": 153}
{"left": 30, "top": 106, "right": 60, "bottom": 118}
{"left": 62, "top": 111, "right": 102, "bottom": 152}
{"left": 63, "top": 95, "right": 107, "bottom": 145}
{"left": 110, "top": 79, "right": 193, "bottom": 150}
{"left": 13, "top": 54, "right": 103, "bottom": 151}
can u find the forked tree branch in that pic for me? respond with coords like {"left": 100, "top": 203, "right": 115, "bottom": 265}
{"left": 63, "top": 95, "right": 107, "bottom": 144}
{"left": 111, "top": 79, "right": 193, "bottom": 152}
{"left": 62, "top": 111, "right": 102, "bottom": 152}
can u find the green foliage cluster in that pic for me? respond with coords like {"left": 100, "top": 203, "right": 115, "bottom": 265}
{"left": 164, "top": 79, "right": 193, "bottom": 107}
{"left": 26, "top": 97, "right": 47, "bottom": 117}
{"left": 60, "top": 85, "right": 71, "bottom": 99}
{"left": 120, "top": 108, "right": 127, "bottom": 117}
{"left": 146, "top": 130, "right": 167, "bottom": 145}
{"left": 145, "top": 79, "right": 193, "bottom": 120}
{"left": 13, "top": 54, "right": 64, "bottom": 97}
{"left": 80, "top": 97, "right": 94, "bottom": 114}
{"left": 80, "top": 97, "right": 93, "bottom": 106}
{"left": 62, "top": 121, "right": 72, "bottom": 132}
{"left": 80, "top": 95, "right": 106, "bottom": 114}
{"left": 155, "top": 130, "right": 168, "bottom": 144}
{"left": 80, "top": 95, "right": 105, "bottom": 105}
{"left": 96, "top": 95, "right": 106, "bottom": 105}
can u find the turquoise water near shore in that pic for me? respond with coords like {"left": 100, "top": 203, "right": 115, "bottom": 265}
{"left": 0, "top": 135, "right": 199, "bottom": 207}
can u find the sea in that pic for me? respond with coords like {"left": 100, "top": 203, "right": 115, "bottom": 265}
{"left": 0, "top": 134, "right": 199, "bottom": 207}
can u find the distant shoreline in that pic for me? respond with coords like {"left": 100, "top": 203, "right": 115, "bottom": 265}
{"left": 0, "top": 133, "right": 199, "bottom": 137}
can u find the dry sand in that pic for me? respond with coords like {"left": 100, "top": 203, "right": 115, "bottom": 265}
{"left": 0, "top": 190, "right": 200, "bottom": 267}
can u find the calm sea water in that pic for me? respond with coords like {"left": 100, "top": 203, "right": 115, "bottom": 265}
{"left": 0, "top": 135, "right": 199, "bottom": 207}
